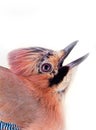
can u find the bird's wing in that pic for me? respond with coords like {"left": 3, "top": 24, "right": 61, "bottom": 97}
{"left": 0, "top": 121, "right": 20, "bottom": 130}
{"left": 0, "top": 66, "right": 35, "bottom": 127}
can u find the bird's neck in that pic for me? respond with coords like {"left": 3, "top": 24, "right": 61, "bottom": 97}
{"left": 20, "top": 75, "right": 65, "bottom": 130}
{"left": 23, "top": 97, "right": 65, "bottom": 130}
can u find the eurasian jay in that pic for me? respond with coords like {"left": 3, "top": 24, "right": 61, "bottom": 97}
{"left": 0, "top": 41, "right": 89, "bottom": 130}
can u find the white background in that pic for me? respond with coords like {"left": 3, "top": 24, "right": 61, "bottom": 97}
{"left": 0, "top": 0, "right": 96, "bottom": 130}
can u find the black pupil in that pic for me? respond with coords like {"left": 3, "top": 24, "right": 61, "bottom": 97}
{"left": 42, "top": 63, "right": 51, "bottom": 72}
{"left": 44, "top": 65, "right": 49, "bottom": 70}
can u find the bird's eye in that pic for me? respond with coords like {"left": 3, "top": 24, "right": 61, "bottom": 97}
{"left": 40, "top": 63, "right": 52, "bottom": 73}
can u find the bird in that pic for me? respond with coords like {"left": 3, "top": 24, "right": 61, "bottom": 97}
{"left": 0, "top": 41, "right": 89, "bottom": 130}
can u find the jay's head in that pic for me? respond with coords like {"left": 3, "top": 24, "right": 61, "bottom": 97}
{"left": 8, "top": 41, "right": 89, "bottom": 93}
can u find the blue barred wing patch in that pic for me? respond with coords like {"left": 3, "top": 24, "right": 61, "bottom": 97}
{"left": 0, "top": 121, "right": 20, "bottom": 130}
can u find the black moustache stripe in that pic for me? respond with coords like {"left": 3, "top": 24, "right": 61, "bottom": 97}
{"left": 49, "top": 66, "right": 69, "bottom": 86}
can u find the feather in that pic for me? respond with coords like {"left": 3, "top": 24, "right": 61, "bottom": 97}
{"left": 0, "top": 121, "right": 20, "bottom": 130}
{"left": 8, "top": 47, "right": 53, "bottom": 76}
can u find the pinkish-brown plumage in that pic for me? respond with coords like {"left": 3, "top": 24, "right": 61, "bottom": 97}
{"left": 0, "top": 41, "right": 88, "bottom": 130}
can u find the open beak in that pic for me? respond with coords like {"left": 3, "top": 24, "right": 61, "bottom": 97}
{"left": 58, "top": 40, "right": 89, "bottom": 68}
{"left": 50, "top": 41, "right": 89, "bottom": 87}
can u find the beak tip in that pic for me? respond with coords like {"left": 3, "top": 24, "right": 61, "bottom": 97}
{"left": 69, "top": 40, "right": 79, "bottom": 47}
{"left": 74, "top": 40, "right": 79, "bottom": 43}
{"left": 63, "top": 40, "right": 79, "bottom": 58}
{"left": 68, "top": 52, "right": 89, "bottom": 68}
{"left": 84, "top": 53, "right": 90, "bottom": 58}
